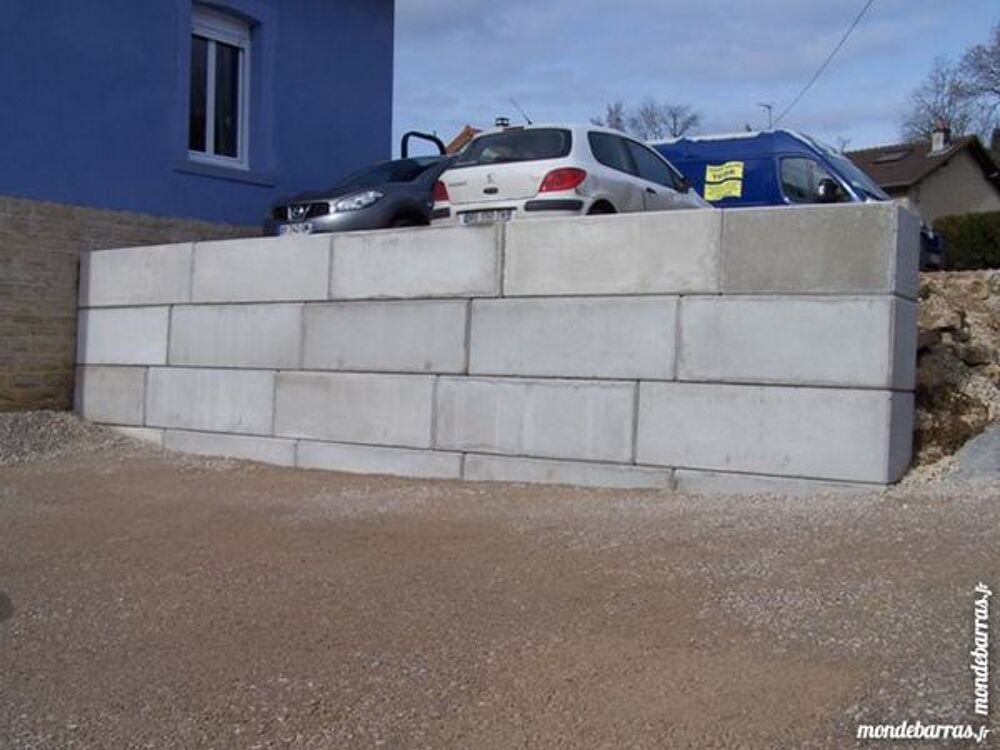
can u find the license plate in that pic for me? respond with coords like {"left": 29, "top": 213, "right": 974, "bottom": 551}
{"left": 279, "top": 222, "right": 313, "bottom": 235}
{"left": 460, "top": 209, "right": 513, "bottom": 226}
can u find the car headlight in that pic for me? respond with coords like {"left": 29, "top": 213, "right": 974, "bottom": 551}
{"left": 332, "top": 190, "right": 384, "bottom": 212}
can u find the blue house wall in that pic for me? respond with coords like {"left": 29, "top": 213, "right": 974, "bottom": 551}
{"left": 0, "top": 0, "right": 394, "bottom": 226}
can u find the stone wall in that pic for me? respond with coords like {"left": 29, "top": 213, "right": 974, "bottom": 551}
{"left": 0, "top": 195, "right": 254, "bottom": 411}
{"left": 75, "top": 203, "right": 919, "bottom": 491}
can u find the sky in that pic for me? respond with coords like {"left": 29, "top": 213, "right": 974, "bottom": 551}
{"left": 392, "top": 0, "right": 998, "bottom": 155}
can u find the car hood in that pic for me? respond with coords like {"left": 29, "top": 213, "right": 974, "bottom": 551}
{"left": 273, "top": 182, "right": 394, "bottom": 207}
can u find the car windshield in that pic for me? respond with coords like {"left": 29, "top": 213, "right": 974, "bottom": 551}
{"left": 453, "top": 128, "right": 572, "bottom": 167}
{"left": 336, "top": 157, "right": 441, "bottom": 189}
{"left": 808, "top": 137, "right": 889, "bottom": 201}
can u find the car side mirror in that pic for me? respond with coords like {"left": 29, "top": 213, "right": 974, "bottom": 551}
{"left": 816, "top": 178, "right": 843, "bottom": 203}
{"left": 677, "top": 176, "right": 692, "bottom": 192}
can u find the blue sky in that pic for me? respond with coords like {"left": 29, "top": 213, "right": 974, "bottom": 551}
{"left": 393, "top": 0, "right": 998, "bottom": 154}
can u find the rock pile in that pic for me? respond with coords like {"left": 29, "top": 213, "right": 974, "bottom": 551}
{"left": 915, "top": 270, "right": 1000, "bottom": 464}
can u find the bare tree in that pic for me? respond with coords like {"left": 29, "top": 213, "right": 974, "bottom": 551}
{"left": 900, "top": 58, "right": 979, "bottom": 141}
{"left": 590, "top": 101, "right": 627, "bottom": 132}
{"left": 592, "top": 99, "right": 701, "bottom": 140}
{"left": 961, "top": 22, "right": 1000, "bottom": 127}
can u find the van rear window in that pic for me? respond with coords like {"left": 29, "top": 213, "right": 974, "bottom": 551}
{"left": 454, "top": 128, "right": 571, "bottom": 167}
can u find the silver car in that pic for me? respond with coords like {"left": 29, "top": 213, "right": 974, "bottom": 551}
{"left": 265, "top": 132, "right": 452, "bottom": 236}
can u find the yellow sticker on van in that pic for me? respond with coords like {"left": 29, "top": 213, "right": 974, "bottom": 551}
{"left": 705, "top": 161, "right": 744, "bottom": 182}
{"left": 704, "top": 179, "right": 742, "bottom": 201}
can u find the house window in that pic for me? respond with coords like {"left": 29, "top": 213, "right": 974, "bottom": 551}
{"left": 189, "top": 7, "right": 250, "bottom": 168}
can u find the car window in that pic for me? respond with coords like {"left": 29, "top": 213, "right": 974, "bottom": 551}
{"left": 338, "top": 158, "right": 441, "bottom": 189}
{"left": 780, "top": 157, "right": 841, "bottom": 203}
{"left": 453, "top": 128, "right": 572, "bottom": 167}
{"left": 624, "top": 141, "right": 678, "bottom": 189}
{"left": 588, "top": 132, "right": 635, "bottom": 174}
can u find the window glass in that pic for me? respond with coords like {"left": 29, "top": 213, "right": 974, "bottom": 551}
{"left": 337, "top": 158, "right": 443, "bottom": 189}
{"left": 625, "top": 141, "right": 678, "bottom": 188}
{"left": 780, "top": 157, "right": 838, "bottom": 203}
{"left": 188, "top": 36, "right": 208, "bottom": 152}
{"left": 213, "top": 41, "right": 241, "bottom": 158}
{"left": 588, "top": 132, "right": 634, "bottom": 174}
{"left": 454, "top": 129, "right": 571, "bottom": 167}
{"left": 189, "top": 7, "right": 249, "bottom": 166}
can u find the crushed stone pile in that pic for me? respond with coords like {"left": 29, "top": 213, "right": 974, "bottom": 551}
{"left": 0, "top": 411, "right": 143, "bottom": 466}
{"left": 915, "top": 270, "right": 1000, "bottom": 465}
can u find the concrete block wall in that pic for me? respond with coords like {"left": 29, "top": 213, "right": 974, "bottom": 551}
{"left": 0, "top": 195, "right": 253, "bottom": 411}
{"left": 76, "top": 203, "right": 919, "bottom": 491}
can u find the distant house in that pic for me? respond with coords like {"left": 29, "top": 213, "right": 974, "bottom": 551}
{"left": 0, "top": 1, "right": 394, "bottom": 412}
{"left": 446, "top": 125, "right": 482, "bottom": 154}
{"left": 847, "top": 128, "right": 1000, "bottom": 225}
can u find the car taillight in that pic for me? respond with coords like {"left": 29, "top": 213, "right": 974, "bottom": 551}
{"left": 433, "top": 180, "right": 449, "bottom": 203}
{"left": 539, "top": 168, "right": 587, "bottom": 193}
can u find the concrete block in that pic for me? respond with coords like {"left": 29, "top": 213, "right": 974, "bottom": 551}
{"left": 164, "top": 430, "right": 296, "bottom": 466}
{"left": 77, "top": 307, "right": 169, "bottom": 365}
{"left": 297, "top": 441, "right": 462, "bottom": 479}
{"left": 464, "top": 454, "right": 673, "bottom": 489}
{"left": 636, "top": 382, "right": 913, "bottom": 483}
{"left": 75, "top": 366, "right": 146, "bottom": 425}
{"left": 110, "top": 426, "right": 164, "bottom": 447}
{"left": 192, "top": 235, "right": 330, "bottom": 302}
{"left": 503, "top": 210, "right": 720, "bottom": 296}
{"left": 674, "top": 469, "right": 879, "bottom": 496}
{"left": 169, "top": 304, "right": 302, "bottom": 368}
{"left": 274, "top": 372, "right": 434, "bottom": 447}
{"left": 330, "top": 225, "right": 499, "bottom": 299}
{"left": 435, "top": 377, "right": 635, "bottom": 462}
{"left": 678, "top": 296, "right": 918, "bottom": 388}
{"left": 79, "top": 243, "right": 192, "bottom": 307}
{"left": 303, "top": 300, "right": 467, "bottom": 373}
{"left": 470, "top": 296, "right": 677, "bottom": 379}
{"left": 146, "top": 368, "right": 275, "bottom": 435}
{"left": 721, "top": 204, "right": 919, "bottom": 298}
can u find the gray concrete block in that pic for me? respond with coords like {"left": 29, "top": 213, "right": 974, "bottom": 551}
{"left": 329, "top": 225, "right": 499, "bottom": 299}
{"left": 75, "top": 366, "right": 146, "bottom": 425}
{"left": 721, "top": 203, "right": 919, "bottom": 298}
{"left": 77, "top": 307, "right": 169, "bottom": 365}
{"left": 297, "top": 441, "right": 462, "bottom": 479}
{"left": 164, "top": 430, "right": 296, "bottom": 466}
{"left": 169, "top": 304, "right": 302, "bottom": 369}
{"left": 464, "top": 454, "right": 673, "bottom": 489}
{"left": 192, "top": 235, "right": 331, "bottom": 302}
{"left": 303, "top": 300, "right": 467, "bottom": 373}
{"left": 503, "top": 210, "right": 720, "bottom": 296}
{"left": 891, "top": 296, "right": 919, "bottom": 392}
{"left": 110, "top": 426, "right": 164, "bottom": 447}
{"left": 79, "top": 243, "right": 192, "bottom": 307}
{"left": 636, "top": 382, "right": 913, "bottom": 483}
{"left": 274, "top": 372, "right": 434, "bottom": 447}
{"left": 678, "top": 296, "right": 917, "bottom": 388}
{"left": 146, "top": 368, "right": 275, "bottom": 435}
{"left": 435, "top": 377, "right": 635, "bottom": 462}
{"left": 470, "top": 297, "right": 677, "bottom": 379}
{"left": 674, "top": 469, "right": 880, "bottom": 496}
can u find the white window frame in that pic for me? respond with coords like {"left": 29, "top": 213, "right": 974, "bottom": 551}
{"left": 189, "top": 6, "right": 251, "bottom": 169}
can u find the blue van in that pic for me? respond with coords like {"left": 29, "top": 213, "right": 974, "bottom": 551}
{"left": 654, "top": 130, "right": 943, "bottom": 267}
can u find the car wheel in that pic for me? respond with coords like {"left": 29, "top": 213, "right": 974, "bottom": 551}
{"left": 587, "top": 201, "right": 616, "bottom": 215}
{"left": 389, "top": 216, "right": 419, "bottom": 228}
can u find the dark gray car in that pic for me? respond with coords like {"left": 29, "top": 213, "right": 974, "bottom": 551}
{"left": 265, "top": 132, "right": 452, "bottom": 236}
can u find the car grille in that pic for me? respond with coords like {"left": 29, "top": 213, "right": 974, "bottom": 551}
{"left": 273, "top": 202, "right": 330, "bottom": 221}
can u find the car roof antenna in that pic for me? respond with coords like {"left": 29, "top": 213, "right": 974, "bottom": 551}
{"left": 509, "top": 98, "right": 533, "bottom": 125}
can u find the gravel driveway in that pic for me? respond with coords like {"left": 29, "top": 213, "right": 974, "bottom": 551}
{"left": 1, "top": 431, "right": 998, "bottom": 748}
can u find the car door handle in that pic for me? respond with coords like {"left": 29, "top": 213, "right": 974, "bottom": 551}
{"left": 645, "top": 187, "right": 657, "bottom": 195}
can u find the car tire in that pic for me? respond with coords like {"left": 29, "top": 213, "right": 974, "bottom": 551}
{"left": 587, "top": 201, "right": 616, "bottom": 215}
{"left": 389, "top": 216, "right": 419, "bottom": 228}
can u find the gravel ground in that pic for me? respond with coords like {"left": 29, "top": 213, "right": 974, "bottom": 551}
{"left": 1, "top": 413, "right": 998, "bottom": 748}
